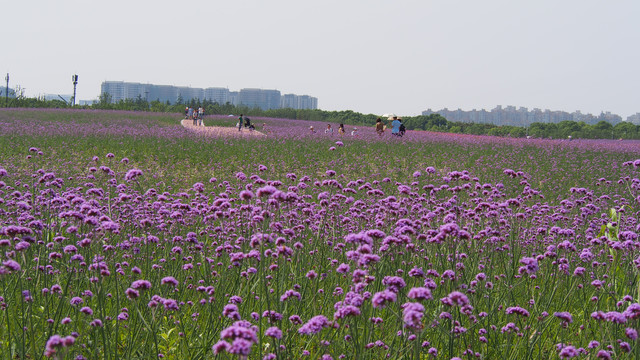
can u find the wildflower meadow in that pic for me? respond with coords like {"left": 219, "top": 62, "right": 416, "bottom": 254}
{"left": 2, "top": 108, "right": 640, "bottom": 359}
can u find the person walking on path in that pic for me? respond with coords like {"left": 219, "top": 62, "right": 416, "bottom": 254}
{"left": 188, "top": 107, "right": 195, "bottom": 124}
{"left": 198, "top": 107, "right": 204, "bottom": 126}
{"left": 391, "top": 116, "right": 401, "bottom": 136}
{"left": 238, "top": 114, "right": 244, "bottom": 132}
{"left": 375, "top": 118, "right": 385, "bottom": 136}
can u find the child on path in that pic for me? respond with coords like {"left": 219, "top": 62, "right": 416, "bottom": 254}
{"left": 191, "top": 108, "right": 198, "bottom": 126}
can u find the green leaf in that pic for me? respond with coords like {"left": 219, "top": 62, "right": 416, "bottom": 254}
{"left": 598, "top": 224, "right": 606, "bottom": 237}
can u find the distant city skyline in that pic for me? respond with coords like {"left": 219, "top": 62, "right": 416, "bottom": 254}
{"left": 100, "top": 81, "right": 318, "bottom": 110}
{"left": 423, "top": 105, "right": 640, "bottom": 126}
{"left": 8, "top": 74, "right": 639, "bottom": 119}
{"left": 4, "top": 1, "right": 638, "bottom": 118}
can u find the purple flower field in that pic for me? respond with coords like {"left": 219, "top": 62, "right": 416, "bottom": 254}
{"left": 1, "top": 108, "right": 640, "bottom": 359}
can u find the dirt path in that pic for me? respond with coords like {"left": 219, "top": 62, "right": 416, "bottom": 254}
{"left": 181, "top": 119, "right": 266, "bottom": 137}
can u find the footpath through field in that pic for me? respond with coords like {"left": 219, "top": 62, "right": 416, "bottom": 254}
{"left": 181, "top": 119, "right": 266, "bottom": 137}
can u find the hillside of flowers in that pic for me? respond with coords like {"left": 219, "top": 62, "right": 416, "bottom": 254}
{"left": 1, "top": 108, "right": 640, "bottom": 359}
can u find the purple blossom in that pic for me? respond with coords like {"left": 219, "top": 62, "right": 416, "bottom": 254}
{"left": 505, "top": 306, "right": 530, "bottom": 317}
{"left": 161, "top": 276, "right": 178, "bottom": 287}
{"left": 124, "top": 169, "right": 143, "bottom": 181}
{"left": 298, "top": 315, "right": 330, "bottom": 335}
{"left": 519, "top": 257, "right": 539, "bottom": 274}
{"left": 212, "top": 341, "right": 230, "bottom": 354}
{"left": 162, "top": 298, "right": 179, "bottom": 311}
{"left": 80, "top": 307, "right": 93, "bottom": 316}
{"left": 336, "top": 263, "right": 350, "bottom": 274}
{"left": 402, "top": 302, "right": 425, "bottom": 330}
{"left": 280, "top": 289, "right": 301, "bottom": 302}
{"left": 223, "top": 304, "right": 239, "bottom": 319}
{"left": 445, "top": 291, "right": 469, "bottom": 306}
{"left": 620, "top": 341, "right": 631, "bottom": 352}
{"left": 265, "top": 326, "right": 282, "bottom": 339}
{"left": 407, "top": 287, "right": 432, "bottom": 301}
{"left": 44, "top": 334, "right": 75, "bottom": 357}
{"left": 220, "top": 324, "right": 258, "bottom": 343}
{"left": 604, "top": 311, "right": 627, "bottom": 324}
{"left": 334, "top": 305, "right": 361, "bottom": 319}
{"left": 553, "top": 312, "right": 573, "bottom": 323}
{"left": 2, "top": 259, "right": 21, "bottom": 272}
{"left": 596, "top": 350, "right": 612, "bottom": 360}
{"left": 372, "top": 290, "right": 397, "bottom": 309}
{"left": 558, "top": 345, "right": 578, "bottom": 359}
{"left": 382, "top": 276, "right": 406, "bottom": 292}
{"left": 256, "top": 186, "right": 277, "bottom": 197}
{"left": 131, "top": 280, "right": 152, "bottom": 290}
{"left": 70, "top": 297, "right": 83, "bottom": 306}
{"left": 125, "top": 288, "right": 140, "bottom": 299}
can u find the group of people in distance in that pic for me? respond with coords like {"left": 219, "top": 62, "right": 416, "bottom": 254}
{"left": 186, "top": 112, "right": 407, "bottom": 136}
{"left": 309, "top": 116, "right": 406, "bottom": 138}
{"left": 237, "top": 114, "right": 256, "bottom": 131}
{"left": 377, "top": 116, "right": 405, "bottom": 137}
{"left": 310, "top": 123, "right": 358, "bottom": 136}
{"left": 184, "top": 107, "right": 205, "bottom": 127}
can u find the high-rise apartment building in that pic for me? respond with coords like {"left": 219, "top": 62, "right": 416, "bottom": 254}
{"left": 228, "top": 91, "right": 239, "bottom": 107}
{"left": 281, "top": 94, "right": 297, "bottom": 109}
{"left": 204, "top": 87, "right": 229, "bottom": 104}
{"left": 148, "top": 85, "right": 177, "bottom": 103}
{"left": 281, "top": 94, "right": 318, "bottom": 110}
{"left": 297, "top": 95, "right": 318, "bottom": 110}
{"left": 627, "top": 113, "right": 640, "bottom": 124}
{"left": 177, "top": 87, "right": 203, "bottom": 102}
{"left": 238, "top": 88, "right": 281, "bottom": 110}
{"left": 100, "top": 81, "right": 317, "bottom": 110}
{"left": 101, "top": 81, "right": 126, "bottom": 102}
{"left": 124, "top": 83, "right": 145, "bottom": 100}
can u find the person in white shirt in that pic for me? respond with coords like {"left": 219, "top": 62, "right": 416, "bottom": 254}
{"left": 198, "top": 107, "right": 204, "bottom": 126}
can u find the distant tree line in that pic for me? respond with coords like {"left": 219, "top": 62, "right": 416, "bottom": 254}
{"left": 1, "top": 95, "right": 638, "bottom": 140}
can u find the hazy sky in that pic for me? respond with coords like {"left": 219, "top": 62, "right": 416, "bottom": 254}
{"left": 3, "top": 0, "right": 639, "bottom": 117}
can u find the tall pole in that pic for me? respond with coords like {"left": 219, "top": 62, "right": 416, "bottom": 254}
{"left": 71, "top": 74, "right": 78, "bottom": 106}
{"left": 4, "top": 73, "right": 8, "bottom": 107}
